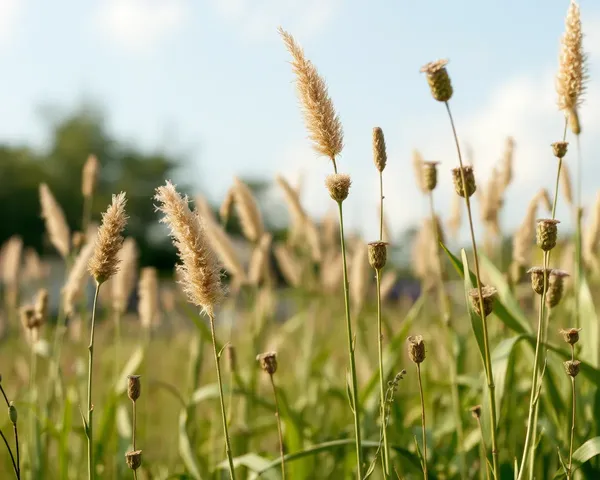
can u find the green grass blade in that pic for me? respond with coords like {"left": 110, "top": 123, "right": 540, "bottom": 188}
{"left": 552, "top": 436, "right": 600, "bottom": 478}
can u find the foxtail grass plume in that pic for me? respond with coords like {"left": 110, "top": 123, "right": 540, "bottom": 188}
{"left": 248, "top": 233, "right": 273, "bottom": 286}
{"left": 273, "top": 244, "right": 302, "bottom": 288}
{"left": 279, "top": 27, "right": 344, "bottom": 160}
{"left": 63, "top": 242, "right": 95, "bottom": 315}
{"left": 194, "top": 193, "right": 217, "bottom": 224}
{"left": 499, "top": 137, "right": 515, "bottom": 191}
{"left": 320, "top": 250, "right": 343, "bottom": 293}
{"left": 88, "top": 193, "right": 128, "bottom": 285}
{"left": 557, "top": 1, "right": 587, "bottom": 115}
{"left": 219, "top": 186, "right": 235, "bottom": 225}
{"left": 138, "top": 267, "right": 159, "bottom": 329}
{"left": 155, "top": 181, "right": 225, "bottom": 316}
{"left": 560, "top": 161, "right": 574, "bottom": 206}
{"left": 1, "top": 236, "right": 22, "bottom": 286}
{"left": 82, "top": 154, "right": 99, "bottom": 198}
{"left": 204, "top": 217, "right": 246, "bottom": 282}
{"left": 350, "top": 241, "right": 370, "bottom": 314}
{"left": 233, "top": 177, "right": 264, "bottom": 243}
{"left": 39, "top": 183, "right": 70, "bottom": 259}
{"left": 372, "top": 127, "right": 387, "bottom": 172}
{"left": 34, "top": 288, "right": 49, "bottom": 325}
{"left": 23, "top": 248, "right": 48, "bottom": 282}
{"left": 111, "top": 237, "right": 138, "bottom": 315}
{"left": 325, "top": 173, "right": 351, "bottom": 202}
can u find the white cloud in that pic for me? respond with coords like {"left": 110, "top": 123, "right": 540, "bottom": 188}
{"left": 94, "top": 0, "right": 187, "bottom": 52}
{"left": 213, "top": 0, "right": 340, "bottom": 41}
{"left": 0, "top": 0, "right": 23, "bottom": 46}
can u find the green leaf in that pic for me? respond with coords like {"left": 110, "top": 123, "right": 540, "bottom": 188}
{"left": 178, "top": 408, "right": 203, "bottom": 480}
{"left": 491, "top": 334, "right": 526, "bottom": 419}
{"left": 553, "top": 436, "right": 600, "bottom": 478}
{"left": 460, "top": 249, "right": 486, "bottom": 366}
{"left": 217, "top": 453, "right": 277, "bottom": 480}
{"left": 578, "top": 275, "right": 598, "bottom": 368}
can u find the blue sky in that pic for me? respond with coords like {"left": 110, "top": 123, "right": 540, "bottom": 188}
{"left": 1, "top": 0, "right": 599, "bottom": 240}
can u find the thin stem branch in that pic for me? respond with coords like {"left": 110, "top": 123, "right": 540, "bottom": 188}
{"left": 379, "top": 172, "right": 384, "bottom": 242}
{"left": 476, "top": 417, "right": 491, "bottom": 480}
{"left": 376, "top": 269, "right": 390, "bottom": 477}
{"left": 0, "top": 384, "right": 19, "bottom": 477}
{"left": 0, "top": 428, "right": 19, "bottom": 479}
{"left": 568, "top": 346, "right": 576, "bottom": 480}
{"left": 416, "top": 363, "right": 428, "bottom": 480}
{"left": 29, "top": 338, "right": 38, "bottom": 478}
{"left": 208, "top": 312, "right": 236, "bottom": 480}
{"left": 574, "top": 134, "right": 582, "bottom": 330}
{"left": 269, "top": 375, "right": 286, "bottom": 480}
{"left": 444, "top": 101, "right": 499, "bottom": 477}
{"left": 86, "top": 283, "right": 101, "bottom": 480}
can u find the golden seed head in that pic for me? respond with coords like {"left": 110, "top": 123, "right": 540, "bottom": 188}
{"left": 39, "top": 183, "right": 71, "bottom": 259}
{"left": 34, "top": 288, "right": 49, "bottom": 327}
{"left": 372, "top": 127, "right": 387, "bottom": 172}
{"left": 407, "top": 335, "right": 426, "bottom": 364}
{"left": 421, "top": 59, "right": 453, "bottom": 102}
{"left": 127, "top": 375, "right": 141, "bottom": 402}
{"left": 452, "top": 166, "right": 476, "bottom": 198}
{"left": 279, "top": 27, "right": 344, "bottom": 160}
{"left": 325, "top": 173, "right": 351, "bottom": 203}
{"left": 559, "top": 327, "right": 581, "bottom": 345}
{"left": 536, "top": 218, "right": 560, "bottom": 252}
{"left": 569, "top": 108, "right": 581, "bottom": 135}
{"left": 422, "top": 161, "right": 440, "bottom": 191}
{"left": 125, "top": 450, "right": 142, "bottom": 470}
{"left": 138, "top": 267, "right": 159, "bottom": 330}
{"left": 468, "top": 286, "right": 497, "bottom": 318}
{"left": 232, "top": 177, "right": 264, "bottom": 243}
{"left": 470, "top": 405, "right": 482, "bottom": 419}
{"left": 82, "top": 154, "right": 100, "bottom": 198}
{"left": 551, "top": 141, "right": 569, "bottom": 159}
{"left": 154, "top": 181, "right": 225, "bottom": 316}
{"left": 256, "top": 351, "right": 278, "bottom": 375}
{"left": 527, "top": 267, "right": 553, "bottom": 295}
{"left": 367, "top": 241, "right": 388, "bottom": 271}
{"left": 564, "top": 360, "right": 580, "bottom": 378}
{"left": 88, "top": 192, "right": 128, "bottom": 285}
{"left": 547, "top": 269, "right": 570, "bottom": 308}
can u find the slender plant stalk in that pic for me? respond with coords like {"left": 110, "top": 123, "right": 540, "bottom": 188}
{"left": 0, "top": 429, "right": 19, "bottom": 479}
{"left": 132, "top": 398, "right": 138, "bottom": 480}
{"left": 475, "top": 416, "right": 491, "bottom": 480}
{"left": 208, "top": 312, "right": 236, "bottom": 480}
{"left": 379, "top": 172, "right": 384, "bottom": 242}
{"left": 269, "top": 374, "right": 286, "bottom": 480}
{"left": 416, "top": 363, "right": 428, "bottom": 480}
{"left": 1, "top": 385, "right": 20, "bottom": 478}
{"left": 574, "top": 134, "right": 582, "bottom": 330}
{"left": 567, "top": 345, "right": 576, "bottom": 480}
{"left": 29, "top": 340, "right": 39, "bottom": 479}
{"left": 427, "top": 192, "right": 466, "bottom": 479}
{"left": 444, "top": 101, "right": 499, "bottom": 477}
{"left": 86, "top": 283, "right": 101, "bottom": 480}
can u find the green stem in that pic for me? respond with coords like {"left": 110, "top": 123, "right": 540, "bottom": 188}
{"left": 574, "top": 134, "right": 582, "bottom": 330}
{"left": 29, "top": 339, "right": 38, "bottom": 479}
{"left": 416, "top": 363, "right": 428, "bottom": 480}
{"left": 567, "top": 346, "right": 576, "bottom": 480}
{"left": 336, "top": 199, "right": 364, "bottom": 478}
{"left": 444, "top": 101, "right": 499, "bottom": 477}
{"left": 0, "top": 428, "right": 19, "bottom": 479}
{"left": 209, "top": 312, "right": 236, "bottom": 480}
{"left": 270, "top": 375, "right": 286, "bottom": 480}
{"left": 476, "top": 416, "right": 491, "bottom": 480}
{"left": 86, "top": 283, "right": 101, "bottom": 480}
{"left": 376, "top": 269, "right": 390, "bottom": 477}
{"left": 379, "top": 172, "right": 384, "bottom": 242}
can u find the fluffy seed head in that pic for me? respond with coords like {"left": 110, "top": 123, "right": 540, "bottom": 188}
{"left": 452, "top": 166, "right": 476, "bottom": 198}
{"left": 469, "top": 286, "right": 497, "bottom": 318}
{"left": 325, "top": 173, "right": 351, "bottom": 203}
{"left": 279, "top": 27, "right": 344, "bottom": 160}
{"left": 248, "top": 233, "right": 272, "bottom": 286}
{"left": 557, "top": 1, "right": 587, "bottom": 113}
{"left": 39, "top": 184, "right": 71, "bottom": 259}
{"left": 219, "top": 186, "right": 235, "bottom": 225}
{"left": 564, "top": 360, "right": 580, "bottom": 378}
{"left": 372, "top": 127, "right": 387, "bottom": 172}
{"left": 536, "top": 218, "right": 560, "bottom": 251}
{"left": 527, "top": 267, "right": 553, "bottom": 295}
{"left": 368, "top": 241, "right": 387, "bottom": 271}
{"left": 138, "top": 267, "right": 159, "bottom": 329}
{"left": 204, "top": 218, "right": 246, "bottom": 281}
{"left": 559, "top": 327, "right": 581, "bottom": 345}
{"left": 63, "top": 241, "right": 95, "bottom": 316}
{"left": 552, "top": 141, "right": 569, "bottom": 159}
{"left": 155, "top": 181, "right": 225, "bottom": 316}
{"left": 88, "top": 193, "right": 128, "bottom": 285}
{"left": 1, "top": 236, "right": 22, "bottom": 286}
{"left": 256, "top": 351, "right": 278, "bottom": 375}
{"left": 111, "top": 237, "right": 138, "bottom": 314}
{"left": 125, "top": 450, "right": 142, "bottom": 470}
{"left": 547, "top": 269, "right": 570, "bottom": 307}
{"left": 127, "top": 375, "right": 141, "bottom": 402}
{"left": 407, "top": 335, "right": 426, "bottom": 364}
{"left": 82, "top": 154, "right": 100, "bottom": 198}
{"left": 232, "top": 177, "right": 264, "bottom": 243}
{"left": 421, "top": 59, "right": 453, "bottom": 102}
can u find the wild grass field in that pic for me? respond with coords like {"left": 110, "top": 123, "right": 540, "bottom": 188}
{"left": 0, "top": 2, "right": 599, "bottom": 479}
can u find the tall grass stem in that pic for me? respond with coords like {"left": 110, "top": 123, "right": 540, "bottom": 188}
{"left": 86, "top": 283, "right": 101, "bottom": 480}
{"left": 416, "top": 363, "right": 428, "bottom": 480}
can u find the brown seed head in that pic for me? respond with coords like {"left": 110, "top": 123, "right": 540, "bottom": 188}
{"left": 39, "top": 184, "right": 71, "bottom": 259}
{"left": 547, "top": 269, "right": 570, "bottom": 307}
{"left": 470, "top": 405, "right": 482, "bottom": 419}
{"left": 527, "top": 267, "right": 553, "bottom": 295}
{"left": 256, "top": 351, "right": 278, "bottom": 375}
{"left": 279, "top": 27, "right": 344, "bottom": 160}
{"left": 372, "top": 127, "right": 387, "bottom": 172}
{"left": 82, "top": 154, "right": 99, "bottom": 198}
{"left": 34, "top": 288, "right": 49, "bottom": 327}
{"left": 127, "top": 375, "right": 141, "bottom": 402}
{"left": 468, "top": 285, "right": 497, "bottom": 318}
{"left": 125, "top": 450, "right": 142, "bottom": 470}
{"left": 154, "top": 181, "right": 225, "bottom": 316}
{"left": 559, "top": 327, "right": 581, "bottom": 345}
{"left": 452, "top": 166, "right": 476, "bottom": 198}
{"left": 368, "top": 241, "right": 388, "bottom": 271}
{"left": 88, "top": 192, "right": 128, "bottom": 285}
{"left": 407, "top": 335, "right": 426, "bottom": 364}
{"left": 564, "top": 360, "right": 580, "bottom": 378}
{"left": 325, "top": 173, "right": 351, "bottom": 203}
{"left": 536, "top": 218, "right": 560, "bottom": 251}
{"left": 422, "top": 161, "right": 439, "bottom": 191}
{"left": 552, "top": 141, "right": 569, "bottom": 159}
{"left": 421, "top": 59, "right": 453, "bottom": 102}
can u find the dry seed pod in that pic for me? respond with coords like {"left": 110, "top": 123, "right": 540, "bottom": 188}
{"left": 368, "top": 241, "right": 387, "bottom": 271}
{"left": 527, "top": 267, "right": 553, "bottom": 295}
{"left": 551, "top": 141, "right": 569, "bottom": 159}
{"left": 372, "top": 127, "right": 387, "bottom": 172}
{"left": 564, "top": 360, "right": 580, "bottom": 378}
{"left": 420, "top": 59, "right": 453, "bottom": 102}
{"left": 407, "top": 335, "right": 425, "bottom": 364}
{"left": 559, "top": 327, "right": 581, "bottom": 345}
{"left": 468, "top": 286, "right": 497, "bottom": 317}
{"left": 125, "top": 450, "right": 142, "bottom": 470}
{"left": 452, "top": 166, "right": 476, "bottom": 198}
{"left": 256, "top": 351, "right": 278, "bottom": 375}
{"left": 325, "top": 173, "right": 351, "bottom": 203}
{"left": 546, "top": 269, "right": 570, "bottom": 307}
{"left": 470, "top": 405, "right": 482, "bottom": 419}
{"left": 127, "top": 375, "right": 141, "bottom": 402}
{"left": 536, "top": 219, "right": 560, "bottom": 251}
{"left": 422, "top": 161, "right": 439, "bottom": 191}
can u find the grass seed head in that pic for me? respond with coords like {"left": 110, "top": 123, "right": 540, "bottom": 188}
{"left": 407, "top": 335, "right": 426, "bottom": 364}
{"left": 452, "top": 166, "right": 476, "bottom": 198}
{"left": 559, "top": 327, "right": 581, "bottom": 345}
{"left": 82, "top": 154, "right": 99, "bottom": 198}
{"left": 536, "top": 218, "right": 560, "bottom": 251}
{"left": 547, "top": 269, "right": 570, "bottom": 307}
{"left": 421, "top": 59, "right": 453, "bottom": 102}
{"left": 527, "top": 267, "right": 553, "bottom": 295}
{"left": 8, "top": 402, "right": 17, "bottom": 425}
{"left": 34, "top": 288, "right": 49, "bottom": 327}
{"left": 470, "top": 405, "right": 482, "bottom": 419}
{"left": 125, "top": 450, "right": 142, "bottom": 470}
{"left": 564, "top": 360, "right": 580, "bottom": 378}
{"left": 468, "top": 286, "right": 497, "bottom": 317}
{"left": 422, "top": 161, "right": 440, "bottom": 192}
{"left": 127, "top": 375, "right": 141, "bottom": 402}
{"left": 372, "top": 127, "right": 387, "bottom": 172}
{"left": 257, "top": 351, "right": 278, "bottom": 375}
{"left": 325, "top": 173, "right": 351, "bottom": 203}
{"left": 368, "top": 241, "right": 388, "bottom": 271}
{"left": 552, "top": 141, "right": 569, "bottom": 159}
